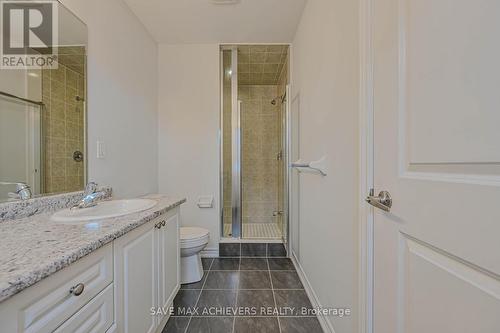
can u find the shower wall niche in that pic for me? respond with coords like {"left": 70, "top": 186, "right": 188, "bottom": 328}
{"left": 221, "top": 45, "right": 289, "bottom": 241}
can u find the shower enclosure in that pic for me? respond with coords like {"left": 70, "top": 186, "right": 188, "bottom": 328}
{"left": 220, "top": 45, "right": 290, "bottom": 244}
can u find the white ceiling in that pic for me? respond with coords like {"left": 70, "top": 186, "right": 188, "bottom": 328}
{"left": 123, "top": 0, "right": 307, "bottom": 44}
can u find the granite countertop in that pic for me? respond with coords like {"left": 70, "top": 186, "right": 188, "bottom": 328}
{"left": 0, "top": 194, "right": 186, "bottom": 303}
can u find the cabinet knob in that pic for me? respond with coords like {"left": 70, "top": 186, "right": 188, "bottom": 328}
{"left": 155, "top": 220, "right": 166, "bottom": 229}
{"left": 70, "top": 283, "right": 85, "bottom": 296}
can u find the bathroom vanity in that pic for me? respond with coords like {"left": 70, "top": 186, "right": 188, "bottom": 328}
{"left": 0, "top": 1, "right": 184, "bottom": 332}
{"left": 1, "top": 1, "right": 183, "bottom": 332}
{"left": 0, "top": 194, "right": 185, "bottom": 333}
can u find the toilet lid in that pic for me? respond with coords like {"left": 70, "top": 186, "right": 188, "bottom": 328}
{"left": 180, "top": 227, "right": 209, "bottom": 241}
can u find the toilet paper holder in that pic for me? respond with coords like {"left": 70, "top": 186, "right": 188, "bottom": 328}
{"left": 197, "top": 196, "right": 214, "bottom": 208}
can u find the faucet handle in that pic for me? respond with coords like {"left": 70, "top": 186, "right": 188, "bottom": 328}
{"left": 83, "top": 182, "right": 98, "bottom": 195}
{"left": 0, "top": 182, "right": 32, "bottom": 200}
{"left": 15, "top": 183, "right": 32, "bottom": 200}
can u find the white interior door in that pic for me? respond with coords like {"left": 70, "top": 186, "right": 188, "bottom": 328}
{"left": 372, "top": 0, "right": 500, "bottom": 332}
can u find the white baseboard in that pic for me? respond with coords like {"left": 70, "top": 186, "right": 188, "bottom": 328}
{"left": 290, "top": 251, "right": 336, "bottom": 333}
{"left": 201, "top": 247, "right": 219, "bottom": 258}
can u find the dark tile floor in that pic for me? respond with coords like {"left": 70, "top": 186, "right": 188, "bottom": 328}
{"left": 162, "top": 257, "right": 324, "bottom": 333}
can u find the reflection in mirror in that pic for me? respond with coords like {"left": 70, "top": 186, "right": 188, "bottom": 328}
{"left": 0, "top": 1, "right": 87, "bottom": 203}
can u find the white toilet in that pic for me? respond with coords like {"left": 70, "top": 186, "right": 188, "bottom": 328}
{"left": 180, "top": 227, "right": 210, "bottom": 284}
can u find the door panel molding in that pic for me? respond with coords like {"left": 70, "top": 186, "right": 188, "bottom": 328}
{"left": 397, "top": 0, "right": 500, "bottom": 185}
{"left": 399, "top": 234, "right": 500, "bottom": 332}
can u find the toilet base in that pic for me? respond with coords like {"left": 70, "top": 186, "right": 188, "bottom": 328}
{"left": 180, "top": 253, "right": 204, "bottom": 284}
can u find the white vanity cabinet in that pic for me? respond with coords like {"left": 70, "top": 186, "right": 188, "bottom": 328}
{"left": 0, "top": 207, "right": 180, "bottom": 333}
{"left": 112, "top": 207, "right": 180, "bottom": 333}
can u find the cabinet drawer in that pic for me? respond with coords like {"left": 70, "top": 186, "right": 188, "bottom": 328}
{"left": 0, "top": 243, "right": 113, "bottom": 333}
{"left": 54, "top": 284, "right": 114, "bottom": 333}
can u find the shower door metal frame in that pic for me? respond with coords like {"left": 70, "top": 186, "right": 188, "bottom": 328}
{"left": 282, "top": 85, "right": 291, "bottom": 251}
{"left": 220, "top": 46, "right": 242, "bottom": 238}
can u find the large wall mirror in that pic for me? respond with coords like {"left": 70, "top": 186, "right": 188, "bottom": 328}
{"left": 0, "top": 1, "right": 87, "bottom": 202}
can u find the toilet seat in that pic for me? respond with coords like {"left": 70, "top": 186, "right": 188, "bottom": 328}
{"left": 180, "top": 227, "right": 209, "bottom": 247}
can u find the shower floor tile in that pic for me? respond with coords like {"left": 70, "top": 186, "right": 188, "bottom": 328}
{"left": 224, "top": 223, "right": 282, "bottom": 239}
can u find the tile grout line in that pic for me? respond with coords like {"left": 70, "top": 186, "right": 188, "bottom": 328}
{"left": 184, "top": 288, "right": 304, "bottom": 291}
{"left": 184, "top": 258, "right": 213, "bottom": 333}
{"left": 268, "top": 258, "right": 282, "bottom": 333}
{"left": 203, "top": 253, "right": 265, "bottom": 260}
{"left": 231, "top": 257, "right": 241, "bottom": 333}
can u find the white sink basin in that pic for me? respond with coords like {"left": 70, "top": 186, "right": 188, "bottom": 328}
{"left": 51, "top": 199, "right": 157, "bottom": 223}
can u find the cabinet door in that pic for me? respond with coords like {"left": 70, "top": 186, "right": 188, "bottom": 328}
{"left": 157, "top": 210, "right": 180, "bottom": 323}
{"left": 114, "top": 221, "right": 157, "bottom": 333}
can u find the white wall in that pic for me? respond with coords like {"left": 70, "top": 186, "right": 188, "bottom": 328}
{"left": 60, "top": 0, "right": 159, "bottom": 198}
{"left": 157, "top": 44, "right": 221, "bottom": 251}
{"left": 292, "top": 0, "right": 359, "bottom": 331}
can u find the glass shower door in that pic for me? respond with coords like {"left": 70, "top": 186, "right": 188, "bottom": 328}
{"left": 221, "top": 45, "right": 289, "bottom": 241}
{"left": 0, "top": 97, "right": 42, "bottom": 201}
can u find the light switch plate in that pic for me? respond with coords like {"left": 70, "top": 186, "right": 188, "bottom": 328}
{"left": 97, "top": 141, "right": 105, "bottom": 159}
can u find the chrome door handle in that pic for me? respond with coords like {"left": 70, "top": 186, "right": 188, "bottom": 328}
{"left": 366, "top": 189, "right": 392, "bottom": 212}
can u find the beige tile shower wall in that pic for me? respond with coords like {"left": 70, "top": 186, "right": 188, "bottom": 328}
{"left": 42, "top": 52, "right": 85, "bottom": 194}
{"left": 238, "top": 45, "right": 289, "bottom": 85}
{"left": 277, "top": 51, "right": 289, "bottom": 99}
{"left": 239, "top": 85, "right": 280, "bottom": 225}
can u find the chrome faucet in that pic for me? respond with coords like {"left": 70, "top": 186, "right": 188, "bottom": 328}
{"left": 72, "top": 182, "right": 106, "bottom": 209}
{"left": 0, "top": 182, "right": 32, "bottom": 200}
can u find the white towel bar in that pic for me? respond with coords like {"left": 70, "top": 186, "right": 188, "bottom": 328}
{"left": 291, "top": 156, "right": 328, "bottom": 176}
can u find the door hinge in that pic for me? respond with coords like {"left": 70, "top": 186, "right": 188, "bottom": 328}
{"left": 277, "top": 151, "right": 283, "bottom": 161}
